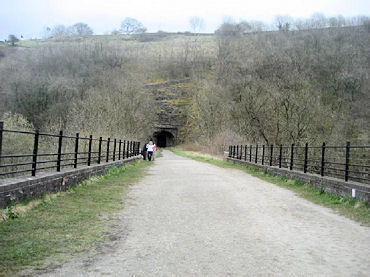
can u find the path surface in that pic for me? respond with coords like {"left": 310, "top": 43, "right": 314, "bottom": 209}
{"left": 41, "top": 150, "right": 370, "bottom": 276}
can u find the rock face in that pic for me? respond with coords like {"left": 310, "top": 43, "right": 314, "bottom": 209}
{"left": 145, "top": 79, "right": 192, "bottom": 147}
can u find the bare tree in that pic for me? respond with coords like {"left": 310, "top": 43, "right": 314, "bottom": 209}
{"left": 51, "top": 25, "right": 69, "bottom": 37}
{"left": 120, "top": 17, "right": 147, "bottom": 34}
{"left": 274, "top": 15, "right": 294, "bottom": 31}
{"left": 189, "top": 16, "right": 205, "bottom": 33}
{"left": 70, "top": 22, "right": 93, "bottom": 36}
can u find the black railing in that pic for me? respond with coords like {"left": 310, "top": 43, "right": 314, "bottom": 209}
{"left": 228, "top": 143, "right": 370, "bottom": 184}
{"left": 0, "top": 121, "right": 141, "bottom": 179}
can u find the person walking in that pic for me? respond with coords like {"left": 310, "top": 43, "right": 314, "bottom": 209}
{"left": 142, "top": 140, "right": 148, "bottom": 160}
{"left": 146, "top": 139, "right": 155, "bottom": 161}
{"left": 152, "top": 143, "right": 157, "bottom": 161}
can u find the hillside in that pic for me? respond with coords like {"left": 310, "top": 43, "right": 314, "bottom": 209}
{"left": 0, "top": 26, "right": 369, "bottom": 149}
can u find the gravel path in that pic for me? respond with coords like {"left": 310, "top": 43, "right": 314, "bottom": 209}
{"left": 41, "top": 150, "right": 370, "bottom": 276}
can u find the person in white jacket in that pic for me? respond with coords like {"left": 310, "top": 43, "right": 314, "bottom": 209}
{"left": 146, "top": 140, "right": 155, "bottom": 161}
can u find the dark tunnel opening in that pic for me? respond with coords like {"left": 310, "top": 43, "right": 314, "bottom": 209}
{"left": 154, "top": 131, "right": 175, "bottom": 147}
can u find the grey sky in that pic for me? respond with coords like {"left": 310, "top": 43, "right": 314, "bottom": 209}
{"left": 0, "top": 0, "right": 369, "bottom": 40}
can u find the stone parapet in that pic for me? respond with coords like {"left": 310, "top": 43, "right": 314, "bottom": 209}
{"left": 0, "top": 156, "right": 141, "bottom": 208}
{"left": 227, "top": 156, "right": 370, "bottom": 204}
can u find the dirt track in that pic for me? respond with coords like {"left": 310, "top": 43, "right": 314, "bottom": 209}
{"left": 40, "top": 150, "right": 370, "bottom": 276}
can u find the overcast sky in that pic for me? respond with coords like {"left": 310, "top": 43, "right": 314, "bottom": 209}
{"left": 0, "top": 0, "right": 369, "bottom": 40}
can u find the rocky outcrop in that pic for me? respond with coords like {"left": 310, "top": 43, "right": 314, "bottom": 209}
{"left": 146, "top": 79, "right": 193, "bottom": 144}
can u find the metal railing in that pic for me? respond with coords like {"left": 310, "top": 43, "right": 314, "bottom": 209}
{"left": 228, "top": 143, "right": 370, "bottom": 184}
{"left": 0, "top": 121, "right": 140, "bottom": 178}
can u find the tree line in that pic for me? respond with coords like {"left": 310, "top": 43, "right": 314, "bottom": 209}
{"left": 0, "top": 15, "right": 369, "bottom": 153}
{"left": 187, "top": 22, "right": 369, "bottom": 149}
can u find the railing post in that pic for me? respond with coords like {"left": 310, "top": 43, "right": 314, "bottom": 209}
{"left": 57, "top": 130, "right": 63, "bottom": 172}
{"left": 0, "top": 121, "right": 3, "bottom": 166}
{"left": 250, "top": 145, "right": 252, "bottom": 162}
{"left": 270, "top": 145, "right": 273, "bottom": 166}
{"left": 106, "top": 138, "right": 110, "bottom": 162}
{"left": 262, "top": 145, "right": 265, "bottom": 165}
{"left": 88, "top": 135, "right": 92, "bottom": 166}
{"left": 290, "top": 143, "right": 294, "bottom": 170}
{"left": 31, "top": 129, "right": 39, "bottom": 176}
{"left": 228, "top": 146, "right": 231, "bottom": 157}
{"left": 232, "top": 145, "right": 235, "bottom": 158}
{"left": 321, "top": 142, "right": 326, "bottom": 176}
{"left": 74, "top": 133, "right": 79, "bottom": 169}
{"left": 345, "top": 141, "right": 350, "bottom": 182}
{"left": 255, "top": 144, "right": 258, "bottom": 163}
{"left": 98, "top": 137, "right": 102, "bottom": 164}
{"left": 279, "top": 144, "right": 282, "bottom": 168}
{"left": 113, "top": 139, "right": 117, "bottom": 161}
{"left": 118, "top": 140, "right": 122, "bottom": 160}
{"left": 236, "top": 145, "right": 239, "bottom": 160}
{"left": 304, "top": 143, "right": 308, "bottom": 173}
{"left": 244, "top": 145, "right": 247, "bottom": 161}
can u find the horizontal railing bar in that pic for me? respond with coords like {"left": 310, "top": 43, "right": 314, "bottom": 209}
{"left": 37, "top": 153, "right": 58, "bottom": 157}
{"left": 2, "top": 129, "right": 35, "bottom": 135}
{"left": 60, "top": 152, "right": 80, "bottom": 156}
{"left": 347, "top": 169, "right": 370, "bottom": 175}
{"left": 37, "top": 165, "right": 57, "bottom": 171}
{"left": 0, "top": 153, "right": 132, "bottom": 169}
{"left": 0, "top": 161, "right": 33, "bottom": 167}
{"left": 34, "top": 160, "right": 58, "bottom": 165}
{"left": 60, "top": 158, "right": 76, "bottom": 162}
{"left": 306, "top": 159, "right": 322, "bottom": 163}
{"left": 0, "top": 154, "right": 34, "bottom": 158}
{"left": 349, "top": 163, "right": 370, "bottom": 168}
{"left": 348, "top": 176, "right": 370, "bottom": 181}
{"left": 325, "top": 167, "right": 346, "bottom": 172}
{"left": 0, "top": 168, "right": 33, "bottom": 176}
{"left": 61, "top": 163, "right": 76, "bottom": 167}
{"left": 38, "top": 132, "right": 60, "bottom": 138}
{"left": 325, "top": 161, "right": 346, "bottom": 166}
{"left": 326, "top": 172, "right": 344, "bottom": 177}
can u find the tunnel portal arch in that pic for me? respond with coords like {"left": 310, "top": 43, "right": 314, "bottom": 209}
{"left": 153, "top": 129, "right": 176, "bottom": 147}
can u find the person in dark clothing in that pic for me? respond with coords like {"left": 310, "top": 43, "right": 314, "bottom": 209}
{"left": 142, "top": 141, "right": 148, "bottom": 160}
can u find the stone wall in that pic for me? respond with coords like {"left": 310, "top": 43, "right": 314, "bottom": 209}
{"left": 226, "top": 155, "right": 370, "bottom": 204}
{"left": 0, "top": 156, "right": 141, "bottom": 208}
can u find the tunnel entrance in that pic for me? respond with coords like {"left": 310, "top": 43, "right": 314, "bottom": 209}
{"left": 154, "top": 131, "right": 175, "bottom": 147}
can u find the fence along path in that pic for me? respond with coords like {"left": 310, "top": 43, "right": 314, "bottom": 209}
{"left": 228, "top": 143, "right": 370, "bottom": 184}
{"left": 0, "top": 121, "right": 140, "bottom": 179}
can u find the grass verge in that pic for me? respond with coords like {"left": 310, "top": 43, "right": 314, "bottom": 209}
{"left": 169, "top": 148, "right": 370, "bottom": 226}
{"left": 0, "top": 160, "right": 149, "bottom": 276}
